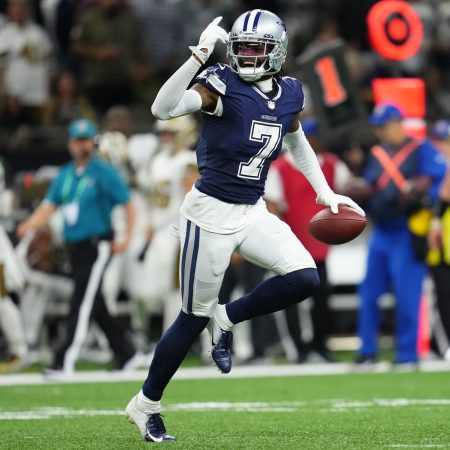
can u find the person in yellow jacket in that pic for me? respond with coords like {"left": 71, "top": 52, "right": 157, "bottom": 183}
{"left": 427, "top": 121, "right": 450, "bottom": 360}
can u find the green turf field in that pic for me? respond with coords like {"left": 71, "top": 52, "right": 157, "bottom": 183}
{"left": 1, "top": 371, "right": 450, "bottom": 449}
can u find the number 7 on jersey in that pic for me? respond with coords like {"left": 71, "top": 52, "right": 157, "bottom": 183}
{"left": 238, "top": 121, "right": 282, "bottom": 180}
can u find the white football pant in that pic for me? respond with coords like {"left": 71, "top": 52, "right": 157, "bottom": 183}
{"left": 179, "top": 208, "right": 315, "bottom": 318}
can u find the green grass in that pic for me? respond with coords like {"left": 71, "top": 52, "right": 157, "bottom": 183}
{"left": 1, "top": 371, "right": 450, "bottom": 449}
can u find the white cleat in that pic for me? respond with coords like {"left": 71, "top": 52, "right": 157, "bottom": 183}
{"left": 125, "top": 395, "right": 176, "bottom": 442}
{"left": 206, "top": 316, "right": 221, "bottom": 346}
{"left": 126, "top": 395, "right": 148, "bottom": 439}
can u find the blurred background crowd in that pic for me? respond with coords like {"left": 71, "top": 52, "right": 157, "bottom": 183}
{"left": 1, "top": 0, "right": 450, "bottom": 374}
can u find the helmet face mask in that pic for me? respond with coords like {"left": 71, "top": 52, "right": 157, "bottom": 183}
{"left": 227, "top": 10, "right": 288, "bottom": 82}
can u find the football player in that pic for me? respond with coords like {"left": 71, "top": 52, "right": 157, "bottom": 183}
{"left": 0, "top": 223, "right": 28, "bottom": 373}
{"left": 126, "top": 10, "right": 364, "bottom": 442}
{"left": 131, "top": 115, "right": 199, "bottom": 333}
{"left": 0, "top": 159, "right": 28, "bottom": 373}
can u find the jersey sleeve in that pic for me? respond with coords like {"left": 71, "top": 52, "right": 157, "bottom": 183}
{"left": 282, "top": 76, "right": 305, "bottom": 113}
{"left": 194, "top": 63, "right": 229, "bottom": 96}
{"left": 418, "top": 140, "right": 448, "bottom": 201}
{"left": 44, "top": 168, "right": 65, "bottom": 206}
{"left": 101, "top": 164, "right": 130, "bottom": 205}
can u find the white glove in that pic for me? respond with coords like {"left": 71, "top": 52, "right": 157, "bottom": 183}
{"left": 316, "top": 190, "right": 366, "bottom": 216}
{"left": 189, "top": 16, "right": 228, "bottom": 65}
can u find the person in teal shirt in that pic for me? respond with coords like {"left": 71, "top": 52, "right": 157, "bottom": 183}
{"left": 18, "top": 119, "right": 140, "bottom": 373}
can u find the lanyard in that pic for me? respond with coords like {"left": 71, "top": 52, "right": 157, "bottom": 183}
{"left": 62, "top": 172, "right": 89, "bottom": 204}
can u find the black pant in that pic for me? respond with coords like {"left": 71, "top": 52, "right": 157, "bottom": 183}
{"left": 53, "top": 238, "right": 135, "bottom": 369}
{"left": 430, "top": 265, "right": 450, "bottom": 354}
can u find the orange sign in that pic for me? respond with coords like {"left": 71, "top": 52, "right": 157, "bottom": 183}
{"left": 367, "top": 1, "right": 423, "bottom": 61}
{"left": 314, "top": 56, "right": 348, "bottom": 107}
{"left": 372, "top": 78, "right": 426, "bottom": 138}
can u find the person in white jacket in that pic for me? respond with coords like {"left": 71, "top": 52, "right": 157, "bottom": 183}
{"left": 0, "top": 0, "right": 52, "bottom": 123}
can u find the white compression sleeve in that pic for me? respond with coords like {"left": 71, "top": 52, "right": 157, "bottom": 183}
{"left": 283, "top": 124, "right": 333, "bottom": 196}
{"left": 151, "top": 56, "right": 203, "bottom": 120}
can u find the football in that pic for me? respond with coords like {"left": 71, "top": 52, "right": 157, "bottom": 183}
{"left": 308, "top": 205, "right": 367, "bottom": 245}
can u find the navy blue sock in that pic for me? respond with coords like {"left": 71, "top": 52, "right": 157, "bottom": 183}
{"left": 142, "top": 311, "right": 208, "bottom": 401}
{"left": 226, "top": 268, "right": 319, "bottom": 324}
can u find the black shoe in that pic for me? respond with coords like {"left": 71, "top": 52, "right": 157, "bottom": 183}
{"left": 391, "top": 361, "right": 418, "bottom": 372}
{"left": 211, "top": 330, "right": 233, "bottom": 374}
{"left": 145, "top": 413, "right": 176, "bottom": 443}
{"left": 311, "top": 346, "right": 336, "bottom": 363}
{"left": 42, "top": 363, "right": 64, "bottom": 375}
{"left": 353, "top": 355, "right": 377, "bottom": 365}
{"left": 296, "top": 349, "right": 309, "bottom": 364}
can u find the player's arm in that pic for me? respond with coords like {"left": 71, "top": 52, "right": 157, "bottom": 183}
{"left": 417, "top": 140, "right": 448, "bottom": 201}
{"left": 17, "top": 167, "right": 67, "bottom": 239}
{"left": 17, "top": 202, "right": 56, "bottom": 238}
{"left": 191, "top": 83, "right": 220, "bottom": 114}
{"left": 151, "top": 17, "right": 227, "bottom": 120}
{"left": 284, "top": 113, "right": 364, "bottom": 215}
{"left": 112, "top": 200, "right": 136, "bottom": 254}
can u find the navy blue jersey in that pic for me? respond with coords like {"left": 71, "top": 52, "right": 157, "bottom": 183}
{"left": 194, "top": 63, "right": 304, "bottom": 205}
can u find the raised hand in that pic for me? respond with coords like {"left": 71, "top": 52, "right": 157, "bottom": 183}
{"left": 189, "top": 16, "right": 228, "bottom": 65}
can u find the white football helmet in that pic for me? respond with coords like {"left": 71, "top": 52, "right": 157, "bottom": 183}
{"left": 227, "top": 9, "right": 288, "bottom": 82}
{"left": 96, "top": 131, "right": 131, "bottom": 180}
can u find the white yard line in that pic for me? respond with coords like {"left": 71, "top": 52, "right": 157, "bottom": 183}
{"left": 0, "top": 360, "right": 449, "bottom": 387}
{"left": 331, "top": 398, "right": 450, "bottom": 410}
{"left": 1, "top": 398, "right": 450, "bottom": 421}
{"left": 387, "top": 445, "right": 449, "bottom": 448}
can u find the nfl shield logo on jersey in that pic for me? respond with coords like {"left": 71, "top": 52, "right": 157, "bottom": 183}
{"left": 267, "top": 100, "right": 276, "bottom": 110}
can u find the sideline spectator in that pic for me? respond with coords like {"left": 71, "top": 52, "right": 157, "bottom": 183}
{"left": 131, "top": 116, "right": 199, "bottom": 333}
{"left": 71, "top": 0, "right": 150, "bottom": 115}
{"left": 43, "top": 70, "right": 96, "bottom": 125}
{"left": 266, "top": 118, "right": 352, "bottom": 362}
{"left": 129, "top": 0, "right": 183, "bottom": 84}
{"left": 0, "top": 0, "right": 52, "bottom": 127}
{"left": 96, "top": 106, "right": 158, "bottom": 350}
{"left": 427, "top": 120, "right": 450, "bottom": 361}
{"left": 0, "top": 221, "right": 28, "bottom": 373}
{"left": 356, "top": 104, "right": 446, "bottom": 367}
{"left": 17, "top": 118, "right": 142, "bottom": 374}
